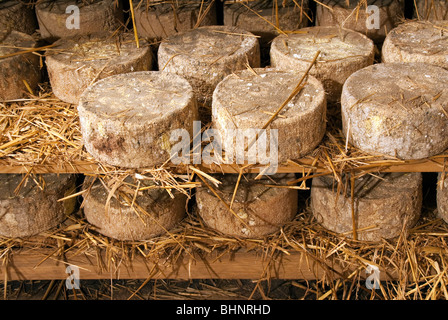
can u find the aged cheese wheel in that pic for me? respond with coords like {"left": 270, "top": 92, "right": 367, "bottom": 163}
{"left": 414, "top": 0, "right": 448, "bottom": 21}
{"left": 195, "top": 173, "right": 298, "bottom": 238}
{"left": 0, "top": 29, "right": 41, "bottom": 100}
{"left": 0, "top": 174, "right": 77, "bottom": 238}
{"left": 382, "top": 20, "right": 448, "bottom": 70}
{"left": 341, "top": 62, "right": 448, "bottom": 160}
{"left": 315, "top": 0, "right": 405, "bottom": 43}
{"left": 270, "top": 26, "right": 375, "bottom": 103}
{"left": 311, "top": 172, "right": 422, "bottom": 242}
{"left": 82, "top": 177, "right": 187, "bottom": 241}
{"left": 437, "top": 173, "right": 448, "bottom": 224}
{"left": 223, "top": 0, "right": 309, "bottom": 45}
{"left": 0, "top": 0, "right": 37, "bottom": 35}
{"left": 35, "top": 0, "right": 124, "bottom": 42}
{"left": 212, "top": 68, "right": 326, "bottom": 164}
{"left": 45, "top": 32, "right": 153, "bottom": 104}
{"left": 133, "top": 0, "right": 217, "bottom": 41}
{"left": 158, "top": 25, "right": 261, "bottom": 118}
{"left": 78, "top": 71, "right": 198, "bottom": 168}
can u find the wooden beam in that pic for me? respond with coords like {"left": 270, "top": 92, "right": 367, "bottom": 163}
{"left": 0, "top": 156, "right": 446, "bottom": 174}
{"left": 2, "top": 248, "right": 397, "bottom": 281}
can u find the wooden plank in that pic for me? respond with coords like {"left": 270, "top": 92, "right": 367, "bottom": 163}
{"left": 1, "top": 248, "right": 396, "bottom": 281}
{"left": 0, "top": 156, "right": 446, "bottom": 174}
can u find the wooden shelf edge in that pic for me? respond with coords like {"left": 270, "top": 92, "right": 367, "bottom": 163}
{"left": 0, "top": 156, "right": 446, "bottom": 174}
{"left": 1, "top": 248, "right": 397, "bottom": 281}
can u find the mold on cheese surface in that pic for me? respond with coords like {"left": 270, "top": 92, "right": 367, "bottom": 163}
{"left": 45, "top": 32, "right": 153, "bottom": 104}
{"left": 0, "top": 29, "right": 41, "bottom": 100}
{"left": 212, "top": 68, "right": 326, "bottom": 163}
{"left": 78, "top": 71, "right": 198, "bottom": 168}
{"left": 82, "top": 176, "right": 187, "bottom": 241}
{"left": 36, "top": 0, "right": 123, "bottom": 42}
{"left": 341, "top": 62, "right": 448, "bottom": 160}
{"left": 270, "top": 26, "right": 375, "bottom": 103}
{"left": 311, "top": 172, "right": 422, "bottom": 242}
{"left": 382, "top": 20, "right": 448, "bottom": 70}
{"left": 158, "top": 25, "right": 260, "bottom": 119}
{"left": 0, "top": 174, "right": 77, "bottom": 238}
{"left": 195, "top": 173, "right": 298, "bottom": 238}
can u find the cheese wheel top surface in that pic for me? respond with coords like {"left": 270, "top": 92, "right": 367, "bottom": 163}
{"left": 213, "top": 68, "right": 325, "bottom": 125}
{"left": 79, "top": 71, "right": 194, "bottom": 120}
{"left": 46, "top": 33, "right": 149, "bottom": 66}
{"left": 272, "top": 26, "right": 374, "bottom": 62}
{"left": 159, "top": 26, "right": 259, "bottom": 64}
{"left": 344, "top": 63, "right": 448, "bottom": 110}
{"left": 384, "top": 20, "right": 448, "bottom": 56}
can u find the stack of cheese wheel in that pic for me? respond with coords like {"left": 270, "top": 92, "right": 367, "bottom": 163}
{"left": 341, "top": 62, "right": 448, "bottom": 160}
{"left": 212, "top": 68, "right": 326, "bottom": 164}
{"left": 35, "top": 0, "right": 124, "bottom": 42}
{"left": 270, "top": 26, "right": 375, "bottom": 103}
{"left": 82, "top": 176, "right": 187, "bottom": 241}
{"left": 0, "top": 29, "right": 41, "bottom": 100}
{"left": 382, "top": 20, "right": 448, "bottom": 70}
{"left": 315, "top": 0, "right": 404, "bottom": 43}
{"left": 45, "top": 32, "right": 153, "bottom": 104}
{"left": 195, "top": 173, "right": 298, "bottom": 238}
{"left": 0, "top": 174, "right": 77, "bottom": 238}
{"left": 223, "top": 0, "right": 309, "bottom": 46}
{"left": 414, "top": 0, "right": 448, "bottom": 21}
{"left": 437, "top": 173, "right": 448, "bottom": 224}
{"left": 311, "top": 172, "right": 422, "bottom": 242}
{"left": 0, "top": 0, "right": 37, "bottom": 35}
{"left": 158, "top": 25, "right": 260, "bottom": 121}
{"left": 132, "top": 0, "right": 217, "bottom": 41}
{"left": 78, "top": 71, "right": 198, "bottom": 168}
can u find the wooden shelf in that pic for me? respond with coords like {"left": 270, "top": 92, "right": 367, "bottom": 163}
{"left": 2, "top": 248, "right": 397, "bottom": 281}
{"left": 0, "top": 155, "right": 446, "bottom": 174}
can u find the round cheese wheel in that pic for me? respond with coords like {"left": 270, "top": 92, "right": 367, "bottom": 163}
{"left": 158, "top": 25, "right": 261, "bottom": 120}
{"left": 0, "top": 0, "right": 37, "bottom": 35}
{"left": 437, "top": 173, "right": 448, "bottom": 224}
{"left": 82, "top": 176, "right": 187, "bottom": 240}
{"left": 78, "top": 71, "right": 198, "bottom": 168}
{"left": 341, "top": 62, "right": 448, "bottom": 160}
{"left": 414, "top": 0, "right": 448, "bottom": 21}
{"left": 223, "top": 0, "right": 309, "bottom": 45}
{"left": 311, "top": 172, "right": 422, "bottom": 242}
{"left": 315, "top": 0, "right": 405, "bottom": 43}
{"left": 35, "top": 0, "right": 124, "bottom": 42}
{"left": 212, "top": 68, "right": 326, "bottom": 164}
{"left": 0, "top": 174, "right": 77, "bottom": 238}
{"left": 382, "top": 20, "right": 448, "bottom": 70}
{"left": 45, "top": 32, "right": 153, "bottom": 104}
{"left": 133, "top": 0, "right": 217, "bottom": 41}
{"left": 0, "top": 29, "right": 41, "bottom": 100}
{"left": 195, "top": 173, "right": 298, "bottom": 238}
{"left": 270, "top": 26, "right": 375, "bottom": 103}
